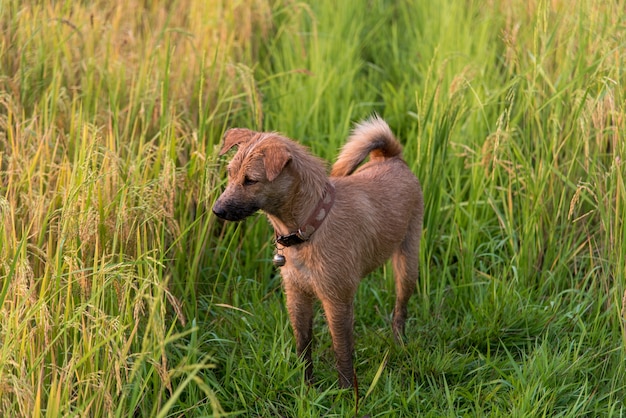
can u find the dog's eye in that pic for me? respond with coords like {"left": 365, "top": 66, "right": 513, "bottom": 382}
{"left": 243, "top": 176, "right": 258, "bottom": 186}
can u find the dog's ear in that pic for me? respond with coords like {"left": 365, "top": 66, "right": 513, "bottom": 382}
{"left": 263, "top": 144, "right": 291, "bottom": 181}
{"left": 219, "top": 128, "right": 257, "bottom": 156}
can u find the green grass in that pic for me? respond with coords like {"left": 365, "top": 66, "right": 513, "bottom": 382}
{"left": 1, "top": 0, "right": 625, "bottom": 416}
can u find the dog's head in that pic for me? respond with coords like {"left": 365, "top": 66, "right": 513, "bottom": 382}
{"left": 212, "top": 128, "right": 294, "bottom": 221}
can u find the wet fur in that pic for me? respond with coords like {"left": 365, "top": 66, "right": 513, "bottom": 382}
{"left": 213, "top": 116, "right": 424, "bottom": 388}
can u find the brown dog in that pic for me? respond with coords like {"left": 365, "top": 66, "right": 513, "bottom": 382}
{"left": 213, "top": 116, "right": 423, "bottom": 388}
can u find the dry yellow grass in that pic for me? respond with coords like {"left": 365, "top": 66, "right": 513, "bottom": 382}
{"left": 0, "top": 1, "right": 272, "bottom": 415}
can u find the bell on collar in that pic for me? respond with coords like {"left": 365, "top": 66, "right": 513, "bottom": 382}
{"left": 273, "top": 253, "right": 286, "bottom": 267}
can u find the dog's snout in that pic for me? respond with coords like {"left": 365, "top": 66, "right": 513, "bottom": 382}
{"left": 212, "top": 198, "right": 260, "bottom": 222}
{"left": 212, "top": 203, "right": 227, "bottom": 219}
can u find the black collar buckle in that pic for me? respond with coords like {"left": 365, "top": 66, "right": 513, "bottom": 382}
{"left": 275, "top": 231, "right": 306, "bottom": 247}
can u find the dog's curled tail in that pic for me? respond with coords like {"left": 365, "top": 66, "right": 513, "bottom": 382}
{"left": 331, "top": 115, "right": 403, "bottom": 176}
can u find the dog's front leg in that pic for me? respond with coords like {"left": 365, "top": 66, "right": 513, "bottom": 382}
{"left": 284, "top": 285, "right": 315, "bottom": 383}
{"left": 321, "top": 298, "right": 355, "bottom": 388}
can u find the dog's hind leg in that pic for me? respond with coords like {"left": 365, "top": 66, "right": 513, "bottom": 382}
{"left": 391, "top": 211, "right": 422, "bottom": 339}
{"left": 284, "top": 285, "right": 316, "bottom": 383}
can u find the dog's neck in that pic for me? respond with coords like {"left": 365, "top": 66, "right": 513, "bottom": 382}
{"left": 266, "top": 179, "right": 334, "bottom": 245}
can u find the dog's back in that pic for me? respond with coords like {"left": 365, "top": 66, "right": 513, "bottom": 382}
{"left": 331, "top": 115, "right": 404, "bottom": 177}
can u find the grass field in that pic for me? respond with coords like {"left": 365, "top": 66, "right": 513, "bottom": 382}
{"left": 1, "top": 0, "right": 625, "bottom": 416}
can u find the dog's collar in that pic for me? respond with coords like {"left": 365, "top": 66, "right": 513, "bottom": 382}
{"left": 275, "top": 182, "right": 336, "bottom": 247}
